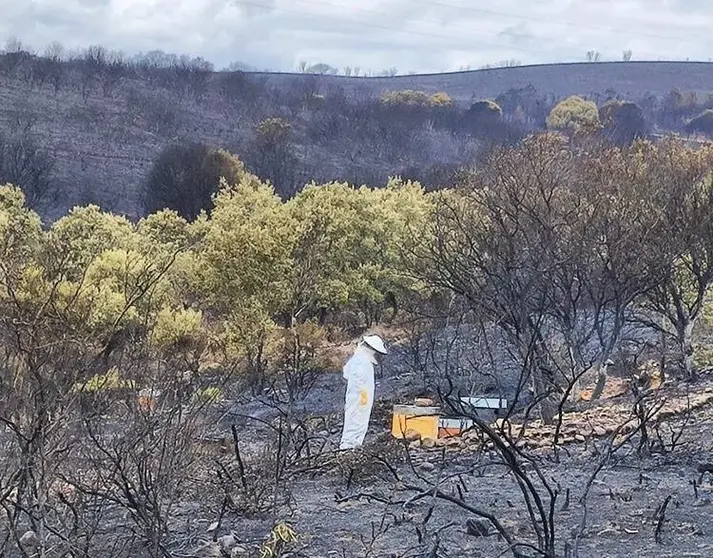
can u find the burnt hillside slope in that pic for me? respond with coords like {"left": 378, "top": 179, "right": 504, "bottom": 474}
{"left": 1, "top": 54, "right": 713, "bottom": 222}
{"left": 262, "top": 61, "right": 713, "bottom": 100}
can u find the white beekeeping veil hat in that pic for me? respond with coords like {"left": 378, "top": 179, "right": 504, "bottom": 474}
{"left": 362, "top": 334, "right": 388, "bottom": 355}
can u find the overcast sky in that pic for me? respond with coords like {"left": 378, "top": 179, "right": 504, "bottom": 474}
{"left": 1, "top": 0, "right": 712, "bottom": 73}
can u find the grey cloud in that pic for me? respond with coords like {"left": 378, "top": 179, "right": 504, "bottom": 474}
{"left": 671, "top": 0, "right": 710, "bottom": 11}
{"left": 1, "top": 0, "right": 713, "bottom": 72}
{"left": 498, "top": 23, "right": 535, "bottom": 47}
{"left": 231, "top": 0, "right": 278, "bottom": 18}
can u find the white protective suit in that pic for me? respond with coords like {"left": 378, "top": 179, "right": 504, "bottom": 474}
{"left": 338, "top": 343, "right": 379, "bottom": 450}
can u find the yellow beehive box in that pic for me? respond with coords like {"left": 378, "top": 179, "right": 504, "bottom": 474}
{"left": 391, "top": 404, "right": 440, "bottom": 440}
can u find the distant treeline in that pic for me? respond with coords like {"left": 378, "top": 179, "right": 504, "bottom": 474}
{"left": 1, "top": 40, "right": 713, "bottom": 219}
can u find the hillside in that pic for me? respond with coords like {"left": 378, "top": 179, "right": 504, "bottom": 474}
{"left": 2, "top": 54, "right": 713, "bottom": 222}
{"left": 262, "top": 61, "right": 713, "bottom": 100}
{"left": 5, "top": 121, "right": 713, "bottom": 557}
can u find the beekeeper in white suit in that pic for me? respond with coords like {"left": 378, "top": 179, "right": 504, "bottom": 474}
{"left": 339, "top": 334, "right": 388, "bottom": 450}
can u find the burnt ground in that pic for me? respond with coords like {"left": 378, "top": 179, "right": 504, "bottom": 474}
{"left": 4, "top": 335, "right": 713, "bottom": 557}
{"left": 200, "top": 353, "right": 713, "bottom": 558}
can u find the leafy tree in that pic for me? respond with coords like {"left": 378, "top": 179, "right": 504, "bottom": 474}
{"left": 255, "top": 117, "right": 292, "bottom": 146}
{"left": 469, "top": 99, "right": 502, "bottom": 118}
{"left": 686, "top": 109, "right": 713, "bottom": 136}
{"left": 135, "top": 208, "right": 204, "bottom": 325}
{"left": 546, "top": 95, "right": 601, "bottom": 135}
{"left": 136, "top": 208, "right": 193, "bottom": 253}
{"left": 380, "top": 89, "right": 454, "bottom": 109}
{"left": 194, "top": 177, "right": 297, "bottom": 386}
{"left": 305, "top": 63, "right": 339, "bottom": 75}
{"left": 248, "top": 118, "right": 303, "bottom": 198}
{"left": 217, "top": 69, "right": 265, "bottom": 110}
{"left": 429, "top": 92, "right": 453, "bottom": 106}
{"left": 56, "top": 248, "right": 156, "bottom": 334}
{"left": 143, "top": 143, "right": 248, "bottom": 221}
{"left": 495, "top": 85, "right": 547, "bottom": 126}
{"left": 286, "top": 178, "right": 431, "bottom": 327}
{"left": 599, "top": 99, "right": 647, "bottom": 145}
{"left": 380, "top": 89, "right": 432, "bottom": 107}
{"left": 660, "top": 88, "right": 701, "bottom": 128}
{"left": 40, "top": 204, "right": 188, "bottom": 367}
{"left": 0, "top": 184, "right": 43, "bottom": 294}
{"left": 45, "top": 204, "right": 135, "bottom": 281}
{"left": 467, "top": 100, "right": 505, "bottom": 137}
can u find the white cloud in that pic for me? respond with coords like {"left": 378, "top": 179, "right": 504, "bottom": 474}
{"left": 1, "top": 0, "right": 712, "bottom": 72}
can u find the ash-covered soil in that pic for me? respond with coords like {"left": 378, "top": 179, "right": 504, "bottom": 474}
{"left": 5, "top": 337, "right": 713, "bottom": 557}
{"left": 201, "top": 360, "right": 713, "bottom": 558}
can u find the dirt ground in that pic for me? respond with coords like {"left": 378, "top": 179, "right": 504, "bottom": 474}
{"left": 203, "top": 365, "right": 713, "bottom": 558}
{"left": 4, "top": 343, "right": 713, "bottom": 557}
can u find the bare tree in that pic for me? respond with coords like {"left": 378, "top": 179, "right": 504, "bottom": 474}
{"left": 0, "top": 37, "right": 31, "bottom": 77}
{"left": 0, "top": 134, "right": 57, "bottom": 210}
{"left": 633, "top": 139, "right": 713, "bottom": 379}
{"left": 418, "top": 134, "right": 669, "bottom": 422}
{"left": 0, "top": 236, "right": 183, "bottom": 556}
{"left": 173, "top": 55, "right": 213, "bottom": 102}
{"left": 355, "top": 302, "right": 665, "bottom": 558}
{"left": 99, "top": 50, "right": 127, "bottom": 97}
{"left": 44, "top": 41, "right": 66, "bottom": 93}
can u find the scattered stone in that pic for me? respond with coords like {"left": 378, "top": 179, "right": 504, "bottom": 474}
{"left": 231, "top": 545, "right": 249, "bottom": 557}
{"left": 420, "top": 461, "right": 436, "bottom": 473}
{"left": 575, "top": 434, "right": 586, "bottom": 443}
{"left": 462, "top": 429, "right": 480, "bottom": 440}
{"left": 19, "top": 530, "right": 39, "bottom": 548}
{"left": 421, "top": 437, "right": 436, "bottom": 449}
{"left": 414, "top": 398, "right": 434, "bottom": 407}
{"left": 593, "top": 426, "right": 607, "bottom": 437}
{"left": 445, "top": 437, "right": 463, "bottom": 449}
{"left": 466, "top": 518, "right": 490, "bottom": 537}
{"left": 219, "top": 533, "right": 237, "bottom": 551}
{"left": 197, "top": 542, "right": 222, "bottom": 557}
{"left": 404, "top": 429, "right": 421, "bottom": 442}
